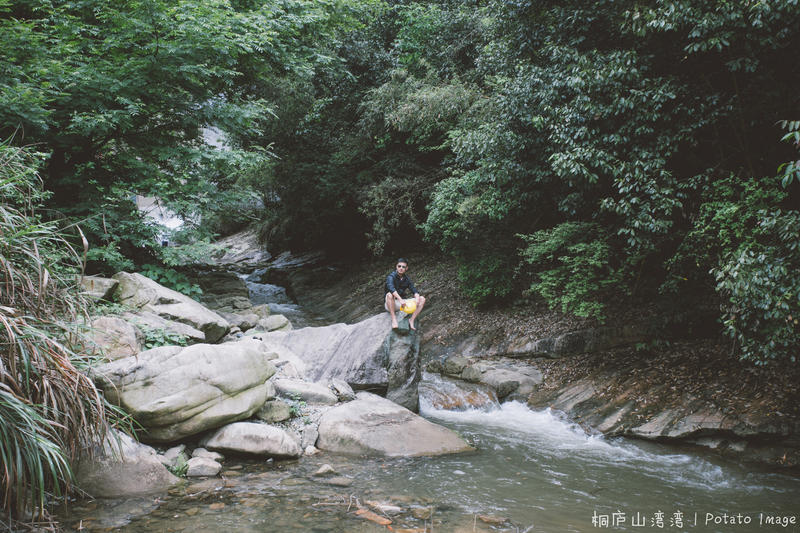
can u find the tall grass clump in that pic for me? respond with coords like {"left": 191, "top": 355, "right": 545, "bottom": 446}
{"left": 0, "top": 140, "right": 109, "bottom": 523}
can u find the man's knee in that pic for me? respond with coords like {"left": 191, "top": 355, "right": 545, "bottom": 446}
{"left": 418, "top": 295, "right": 426, "bottom": 307}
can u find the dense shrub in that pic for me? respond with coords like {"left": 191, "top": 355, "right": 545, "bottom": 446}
{"left": 0, "top": 142, "right": 111, "bottom": 522}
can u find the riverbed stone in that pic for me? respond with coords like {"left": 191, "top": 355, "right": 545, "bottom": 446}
{"left": 201, "top": 422, "right": 302, "bottom": 458}
{"left": 273, "top": 378, "right": 338, "bottom": 405}
{"left": 480, "top": 368, "right": 542, "bottom": 401}
{"left": 443, "top": 356, "right": 469, "bottom": 377}
{"left": 112, "top": 272, "right": 229, "bottom": 343}
{"left": 263, "top": 313, "right": 421, "bottom": 411}
{"left": 258, "top": 314, "right": 291, "bottom": 332}
{"left": 160, "top": 445, "right": 187, "bottom": 469}
{"left": 313, "top": 464, "right": 336, "bottom": 476}
{"left": 74, "top": 430, "right": 180, "bottom": 498}
{"left": 90, "top": 316, "right": 143, "bottom": 359}
{"left": 191, "top": 448, "right": 225, "bottom": 461}
{"left": 186, "top": 457, "right": 222, "bottom": 477}
{"left": 316, "top": 392, "right": 473, "bottom": 457}
{"left": 219, "top": 311, "right": 260, "bottom": 332}
{"left": 93, "top": 339, "right": 277, "bottom": 442}
{"left": 330, "top": 379, "right": 356, "bottom": 402}
{"left": 256, "top": 399, "right": 292, "bottom": 422}
{"left": 460, "top": 365, "right": 482, "bottom": 383}
{"left": 80, "top": 275, "right": 119, "bottom": 301}
{"left": 300, "top": 423, "right": 319, "bottom": 449}
{"left": 250, "top": 304, "right": 271, "bottom": 319}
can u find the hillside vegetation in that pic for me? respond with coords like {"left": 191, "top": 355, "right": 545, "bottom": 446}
{"left": 2, "top": 2, "right": 798, "bottom": 361}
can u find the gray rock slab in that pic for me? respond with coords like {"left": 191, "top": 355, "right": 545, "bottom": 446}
{"left": 330, "top": 379, "right": 356, "bottom": 402}
{"left": 273, "top": 378, "right": 338, "bottom": 405}
{"left": 258, "top": 314, "right": 292, "bottom": 332}
{"left": 263, "top": 313, "right": 420, "bottom": 411}
{"left": 256, "top": 399, "right": 292, "bottom": 423}
{"left": 186, "top": 457, "right": 222, "bottom": 477}
{"left": 93, "top": 339, "right": 277, "bottom": 442}
{"left": 219, "top": 311, "right": 260, "bottom": 332}
{"left": 316, "top": 392, "right": 473, "bottom": 457}
{"left": 122, "top": 310, "right": 206, "bottom": 344}
{"left": 201, "top": 422, "right": 302, "bottom": 458}
{"left": 90, "top": 316, "right": 143, "bottom": 360}
{"left": 113, "top": 272, "right": 229, "bottom": 343}
{"left": 191, "top": 447, "right": 225, "bottom": 461}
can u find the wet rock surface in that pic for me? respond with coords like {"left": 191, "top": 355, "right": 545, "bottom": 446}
{"left": 316, "top": 392, "right": 473, "bottom": 457}
{"left": 201, "top": 422, "right": 302, "bottom": 458}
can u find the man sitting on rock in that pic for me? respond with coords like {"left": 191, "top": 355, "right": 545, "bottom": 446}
{"left": 384, "top": 257, "right": 426, "bottom": 331}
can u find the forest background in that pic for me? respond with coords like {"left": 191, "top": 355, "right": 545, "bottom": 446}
{"left": 1, "top": 0, "right": 799, "bottom": 519}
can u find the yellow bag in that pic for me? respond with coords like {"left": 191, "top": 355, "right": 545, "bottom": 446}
{"left": 401, "top": 298, "right": 416, "bottom": 314}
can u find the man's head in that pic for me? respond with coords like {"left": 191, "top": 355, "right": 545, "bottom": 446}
{"left": 395, "top": 258, "right": 409, "bottom": 275}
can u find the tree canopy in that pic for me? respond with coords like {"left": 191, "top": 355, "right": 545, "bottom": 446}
{"left": 2, "top": 0, "right": 799, "bottom": 365}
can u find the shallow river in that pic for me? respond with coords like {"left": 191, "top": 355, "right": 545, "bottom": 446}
{"left": 60, "top": 372, "right": 799, "bottom": 533}
{"left": 59, "top": 278, "right": 798, "bottom": 532}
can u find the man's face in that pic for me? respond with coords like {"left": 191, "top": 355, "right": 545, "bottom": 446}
{"left": 396, "top": 262, "right": 408, "bottom": 275}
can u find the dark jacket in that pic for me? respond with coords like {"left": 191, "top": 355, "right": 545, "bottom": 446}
{"left": 385, "top": 271, "right": 417, "bottom": 297}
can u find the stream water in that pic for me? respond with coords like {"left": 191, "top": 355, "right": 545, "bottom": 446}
{"left": 58, "top": 277, "right": 799, "bottom": 532}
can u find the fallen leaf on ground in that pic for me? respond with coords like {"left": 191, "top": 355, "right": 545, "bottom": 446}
{"left": 354, "top": 509, "right": 392, "bottom": 526}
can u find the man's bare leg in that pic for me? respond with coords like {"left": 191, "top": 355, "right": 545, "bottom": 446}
{"left": 409, "top": 296, "right": 426, "bottom": 330}
{"left": 385, "top": 292, "right": 399, "bottom": 329}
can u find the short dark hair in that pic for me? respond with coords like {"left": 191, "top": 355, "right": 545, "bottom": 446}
{"left": 396, "top": 257, "right": 409, "bottom": 265}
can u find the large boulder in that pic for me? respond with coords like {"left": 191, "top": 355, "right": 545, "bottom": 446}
{"left": 201, "top": 422, "right": 302, "bottom": 458}
{"left": 74, "top": 430, "right": 180, "bottom": 498}
{"left": 316, "top": 392, "right": 473, "bottom": 457}
{"left": 112, "top": 272, "right": 229, "bottom": 343}
{"left": 89, "top": 316, "right": 143, "bottom": 360}
{"left": 264, "top": 313, "right": 420, "bottom": 411}
{"left": 93, "top": 339, "right": 277, "bottom": 442}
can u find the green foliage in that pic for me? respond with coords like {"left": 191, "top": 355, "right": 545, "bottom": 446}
{"left": 287, "top": 393, "right": 308, "bottom": 418}
{"left": 3, "top": 0, "right": 799, "bottom": 366}
{"left": 0, "top": 386, "right": 72, "bottom": 521}
{"left": 138, "top": 324, "right": 190, "bottom": 351}
{"left": 140, "top": 264, "right": 202, "bottom": 299}
{"left": 0, "top": 142, "right": 110, "bottom": 521}
{"left": 664, "top": 174, "right": 787, "bottom": 295}
{"left": 0, "top": 0, "right": 345, "bottom": 271}
{"left": 519, "top": 223, "right": 624, "bottom": 321}
{"left": 778, "top": 120, "right": 800, "bottom": 188}
{"left": 715, "top": 209, "right": 800, "bottom": 365}
{"left": 166, "top": 453, "right": 190, "bottom": 478}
